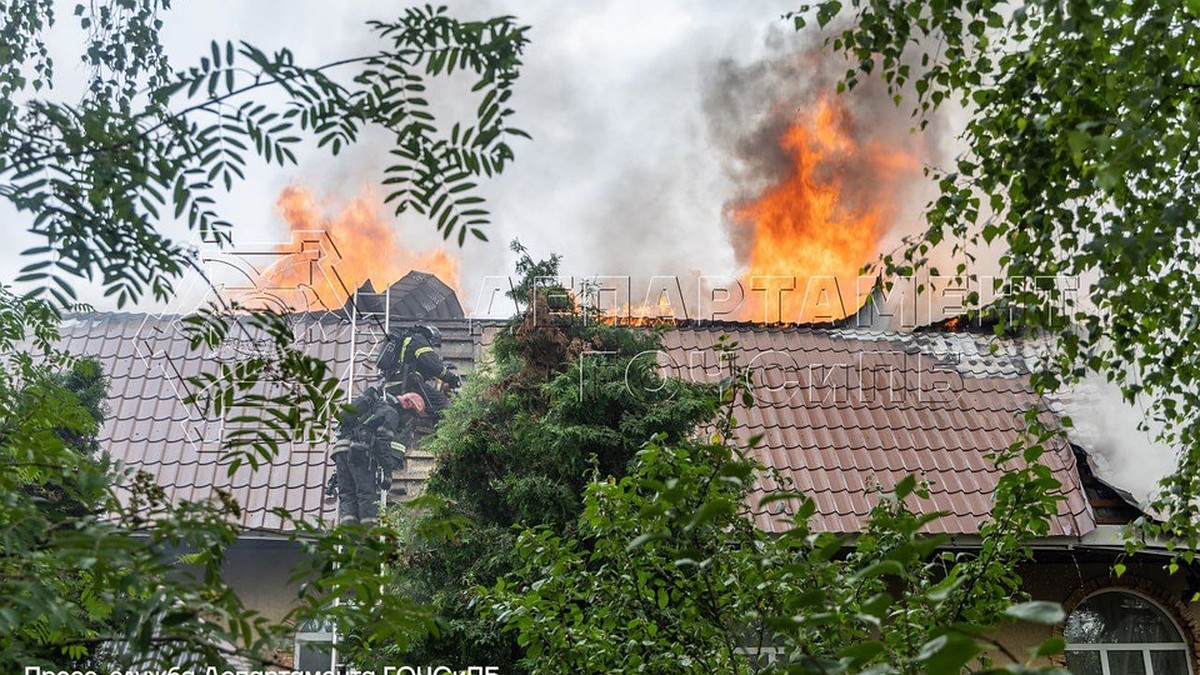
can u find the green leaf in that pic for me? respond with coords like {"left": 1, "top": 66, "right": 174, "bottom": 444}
{"left": 626, "top": 531, "right": 667, "bottom": 552}
{"left": 917, "top": 633, "right": 981, "bottom": 673}
{"left": 854, "top": 559, "right": 904, "bottom": 580}
{"left": 1032, "top": 636, "right": 1066, "bottom": 657}
{"left": 1004, "top": 601, "right": 1065, "bottom": 625}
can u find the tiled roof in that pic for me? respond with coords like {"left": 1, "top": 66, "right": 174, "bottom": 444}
{"left": 660, "top": 326, "right": 1096, "bottom": 536}
{"left": 58, "top": 312, "right": 357, "bottom": 531}
{"left": 62, "top": 307, "right": 1095, "bottom": 537}
{"left": 57, "top": 307, "right": 479, "bottom": 533}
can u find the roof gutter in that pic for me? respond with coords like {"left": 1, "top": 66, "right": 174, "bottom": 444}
{"left": 942, "top": 524, "right": 1172, "bottom": 556}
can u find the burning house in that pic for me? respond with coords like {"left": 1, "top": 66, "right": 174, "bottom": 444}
{"left": 57, "top": 265, "right": 1199, "bottom": 670}
{"left": 51, "top": 66, "right": 1197, "bottom": 673}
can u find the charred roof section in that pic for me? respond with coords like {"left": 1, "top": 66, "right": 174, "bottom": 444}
{"left": 346, "top": 270, "right": 464, "bottom": 323}
{"left": 1072, "top": 444, "right": 1143, "bottom": 526}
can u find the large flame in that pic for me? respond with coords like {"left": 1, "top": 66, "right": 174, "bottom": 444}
{"left": 734, "top": 96, "right": 917, "bottom": 323}
{"left": 263, "top": 186, "right": 460, "bottom": 309}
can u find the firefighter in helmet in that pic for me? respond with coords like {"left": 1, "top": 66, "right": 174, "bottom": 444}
{"left": 376, "top": 324, "right": 461, "bottom": 417}
{"left": 330, "top": 385, "right": 426, "bottom": 524}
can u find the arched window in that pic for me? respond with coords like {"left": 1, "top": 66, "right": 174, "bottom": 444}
{"left": 1064, "top": 590, "right": 1191, "bottom": 674}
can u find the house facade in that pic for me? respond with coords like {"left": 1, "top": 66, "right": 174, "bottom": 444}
{"left": 62, "top": 274, "right": 1198, "bottom": 672}
{"left": 654, "top": 325, "right": 1196, "bottom": 672}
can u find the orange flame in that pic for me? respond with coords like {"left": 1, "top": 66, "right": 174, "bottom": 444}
{"left": 734, "top": 96, "right": 917, "bottom": 323}
{"left": 598, "top": 293, "right": 680, "bottom": 327}
{"left": 264, "top": 186, "right": 460, "bottom": 309}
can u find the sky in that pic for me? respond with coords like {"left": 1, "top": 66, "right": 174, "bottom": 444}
{"left": 2, "top": 0, "right": 816, "bottom": 314}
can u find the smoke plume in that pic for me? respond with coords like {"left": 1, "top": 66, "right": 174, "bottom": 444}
{"left": 703, "top": 29, "right": 948, "bottom": 322}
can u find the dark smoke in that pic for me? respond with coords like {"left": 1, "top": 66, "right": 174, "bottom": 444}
{"left": 703, "top": 26, "right": 952, "bottom": 270}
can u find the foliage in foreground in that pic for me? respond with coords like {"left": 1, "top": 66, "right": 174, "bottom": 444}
{"left": 385, "top": 247, "right": 719, "bottom": 671}
{"left": 0, "top": 278, "right": 442, "bottom": 672}
{"left": 486, "top": 375, "right": 1073, "bottom": 674}
{"left": 0, "top": 288, "right": 264, "bottom": 670}
{"left": 3, "top": 2, "right": 528, "bottom": 308}
{"left": 0, "top": 1, "right": 530, "bottom": 669}
{"left": 792, "top": 0, "right": 1200, "bottom": 555}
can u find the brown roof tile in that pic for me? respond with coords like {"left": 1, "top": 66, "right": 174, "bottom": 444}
{"left": 59, "top": 309, "right": 480, "bottom": 533}
{"left": 63, "top": 311, "right": 1096, "bottom": 537}
{"left": 57, "top": 313, "right": 341, "bottom": 532}
{"left": 661, "top": 326, "right": 1095, "bottom": 537}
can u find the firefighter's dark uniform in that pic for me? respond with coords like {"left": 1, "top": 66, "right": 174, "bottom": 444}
{"left": 331, "top": 387, "right": 412, "bottom": 523}
{"left": 377, "top": 330, "right": 460, "bottom": 416}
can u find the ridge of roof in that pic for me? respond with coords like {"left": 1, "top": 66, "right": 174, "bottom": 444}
{"left": 664, "top": 319, "right": 1032, "bottom": 342}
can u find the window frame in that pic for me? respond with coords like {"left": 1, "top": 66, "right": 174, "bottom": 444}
{"left": 1063, "top": 589, "right": 1192, "bottom": 675}
{"left": 294, "top": 617, "right": 338, "bottom": 672}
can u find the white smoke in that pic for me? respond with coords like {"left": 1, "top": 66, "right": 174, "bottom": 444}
{"left": 1052, "top": 372, "right": 1175, "bottom": 508}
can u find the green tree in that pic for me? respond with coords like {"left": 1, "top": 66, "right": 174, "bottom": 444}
{"left": 790, "top": 0, "right": 1200, "bottom": 551}
{"left": 0, "top": 288, "right": 430, "bottom": 672}
{"left": 16, "top": 355, "right": 106, "bottom": 523}
{"left": 0, "top": 288, "right": 264, "bottom": 670}
{"left": 3, "top": 2, "right": 527, "bottom": 307}
{"left": 485, "top": 370, "right": 1071, "bottom": 674}
{"left": 388, "top": 247, "right": 719, "bottom": 671}
{"left": 0, "top": 1, "right": 529, "bottom": 669}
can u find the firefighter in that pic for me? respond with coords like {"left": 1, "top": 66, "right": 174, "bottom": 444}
{"left": 330, "top": 386, "right": 426, "bottom": 524}
{"left": 330, "top": 387, "right": 381, "bottom": 524}
{"left": 376, "top": 324, "right": 461, "bottom": 417}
